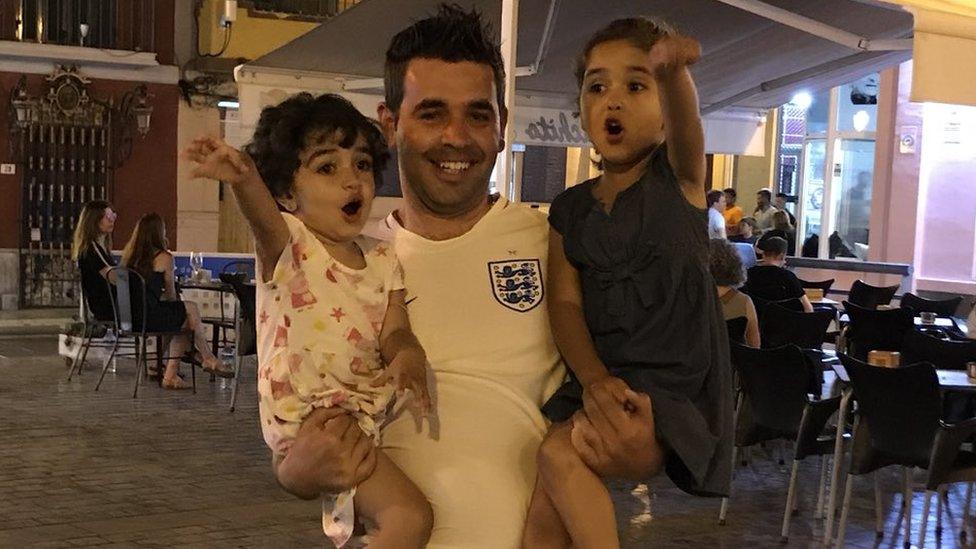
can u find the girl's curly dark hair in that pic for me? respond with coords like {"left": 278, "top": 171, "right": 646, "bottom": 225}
{"left": 244, "top": 93, "right": 390, "bottom": 201}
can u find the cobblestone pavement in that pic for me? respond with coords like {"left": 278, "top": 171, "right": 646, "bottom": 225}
{"left": 2, "top": 336, "right": 974, "bottom": 548}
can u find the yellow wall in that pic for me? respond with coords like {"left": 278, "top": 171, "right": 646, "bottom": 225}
{"left": 732, "top": 109, "right": 778, "bottom": 211}
{"left": 198, "top": 1, "right": 320, "bottom": 60}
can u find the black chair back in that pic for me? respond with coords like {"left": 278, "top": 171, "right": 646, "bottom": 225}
{"left": 848, "top": 280, "right": 899, "bottom": 310}
{"left": 106, "top": 267, "right": 141, "bottom": 334}
{"left": 222, "top": 260, "right": 255, "bottom": 278}
{"left": 902, "top": 330, "right": 976, "bottom": 371}
{"left": 749, "top": 294, "right": 803, "bottom": 327}
{"left": 726, "top": 316, "right": 747, "bottom": 345}
{"left": 799, "top": 278, "right": 835, "bottom": 294}
{"left": 841, "top": 354, "right": 940, "bottom": 471}
{"left": 901, "top": 293, "right": 962, "bottom": 318}
{"left": 761, "top": 304, "right": 834, "bottom": 350}
{"left": 731, "top": 343, "right": 812, "bottom": 446}
{"left": 223, "top": 277, "right": 257, "bottom": 357}
{"left": 843, "top": 301, "right": 914, "bottom": 361}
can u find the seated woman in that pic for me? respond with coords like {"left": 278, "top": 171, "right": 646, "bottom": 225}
{"left": 743, "top": 237, "right": 814, "bottom": 313}
{"left": 756, "top": 210, "right": 796, "bottom": 255}
{"left": 709, "top": 239, "right": 760, "bottom": 348}
{"left": 72, "top": 201, "right": 118, "bottom": 321}
{"left": 120, "top": 213, "right": 233, "bottom": 388}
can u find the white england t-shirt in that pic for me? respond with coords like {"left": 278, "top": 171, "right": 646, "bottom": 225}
{"left": 367, "top": 198, "right": 566, "bottom": 548}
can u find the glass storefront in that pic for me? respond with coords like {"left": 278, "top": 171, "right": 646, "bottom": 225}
{"left": 777, "top": 74, "right": 879, "bottom": 259}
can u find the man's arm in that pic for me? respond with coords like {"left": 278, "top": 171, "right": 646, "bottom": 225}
{"left": 272, "top": 408, "right": 377, "bottom": 499}
{"left": 570, "top": 378, "right": 665, "bottom": 480}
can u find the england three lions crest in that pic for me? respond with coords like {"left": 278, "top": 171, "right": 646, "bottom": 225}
{"left": 488, "top": 259, "right": 544, "bottom": 313}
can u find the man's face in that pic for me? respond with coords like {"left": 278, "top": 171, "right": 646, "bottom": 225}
{"left": 723, "top": 191, "right": 735, "bottom": 207}
{"left": 757, "top": 193, "right": 769, "bottom": 208}
{"left": 380, "top": 59, "right": 505, "bottom": 217}
{"left": 774, "top": 196, "right": 787, "bottom": 210}
{"left": 714, "top": 194, "right": 726, "bottom": 211}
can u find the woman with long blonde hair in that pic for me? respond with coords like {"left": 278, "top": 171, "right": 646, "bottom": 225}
{"left": 72, "top": 201, "right": 118, "bottom": 321}
{"left": 121, "top": 213, "right": 233, "bottom": 388}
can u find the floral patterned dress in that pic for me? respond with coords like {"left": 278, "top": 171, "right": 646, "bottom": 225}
{"left": 256, "top": 213, "right": 403, "bottom": 547}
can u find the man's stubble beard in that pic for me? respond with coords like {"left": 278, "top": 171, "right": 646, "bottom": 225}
{"left": 398, "top": 147, "right": 496, "bottom": 219}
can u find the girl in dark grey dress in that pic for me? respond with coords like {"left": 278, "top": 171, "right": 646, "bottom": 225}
{"left": 522, "top": 18, "right": 732, "bottom": 549}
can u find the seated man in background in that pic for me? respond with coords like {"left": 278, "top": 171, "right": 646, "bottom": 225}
{"left": 729, "top": 217, "right": 759, "bottom": 245}
{"left": 742, "top": 237, "right": 813, "bottom": 312}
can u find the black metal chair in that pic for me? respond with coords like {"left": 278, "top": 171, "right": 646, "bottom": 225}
{"left": 843, "top": 301, "right": 915, "bottom": 361}
{"left": 848, "top": 280, "right": 900, "bottom": 310}
{"left": 902, "top": 330, "right": 976, "bottom": 371}
{"left": 95, "top": 266, "right": 196, "bottom": 397}
{"left": 718, "top": 343, "right": 820, "bottom": 526}
{"left": 748, "top": 294, "right": 804, "bottom": 328}
{"left": 901, "top": 293, "right": 963, "bottom": 318}
{"left": 799, "top": 278, "right": 835, "bottom": 294}
{"left": 761, "top": 304, "right": 834, "bottom": 351}
{"left": 224, "top": 276, "right": 257, "bottom": 412}
{"left": 66, "top": 287, "right": 126, "bottom": 381}
{"left": 726, "top": 316, "right": 748, "bottom": 345}
{"left": 781, "top": 395, "right": 846, "bottom": 542}
{"left": 836, "top": 354, "right": 976, "bottom": 548}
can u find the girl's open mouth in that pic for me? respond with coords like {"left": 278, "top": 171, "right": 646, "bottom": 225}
{"left": 341, "top": 199, "right": 363, "bottom": 217}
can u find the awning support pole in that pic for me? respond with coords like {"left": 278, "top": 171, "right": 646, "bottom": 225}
{"left": 513, "top": 0, "right": 560, "bottom": 77}
{"left": 499, "top": 0, "right": 519, "bottom": 201}
{"left": 714, "top": 0, "right": 912, "bottom": 51}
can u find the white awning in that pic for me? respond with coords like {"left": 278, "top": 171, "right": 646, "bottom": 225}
{"left": 885, "top": 0, "right": 976, "bottom": 106}
{"left": 243, "top": 0, "right": 913, "bottom": 112}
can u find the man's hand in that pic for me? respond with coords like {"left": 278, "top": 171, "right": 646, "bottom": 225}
{"left": 182, "top": 135, "right": 254, "bottom": 186}
{"left": 371, "top": 349, "right": 431, "bottom": 417}
{"left": 570, "top": 378, "right": 663, "bottom": 480}
{"left": 275, "top": 407, "right": 376, "bottom": 499}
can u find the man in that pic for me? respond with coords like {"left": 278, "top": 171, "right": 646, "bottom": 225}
{"left": 743, "top": 236, "right": 814, "bottom": 312}
{"left": 707, "top": 189, "right": 727, "bottom": 239}
{"left": 272, "top": 6, "right": 662, "bottom": 547}
{"left": 753, "top": 188, "right": 779, "bottom": 231}
{"left": 774, "top": 192, "right": 796, "bottom": 227}
{"left": 722, "top": 187, "right": 743, "bottom": 236}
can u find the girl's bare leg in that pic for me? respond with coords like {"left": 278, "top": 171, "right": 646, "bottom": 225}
{"left": 538, "top": 421, "right": 619, "bottom": 549}
{"left": 522, "top": 468, "right": 572, "bottom": 549}
{"left": 353, "top": 450, "right": 432, "bottom": 549}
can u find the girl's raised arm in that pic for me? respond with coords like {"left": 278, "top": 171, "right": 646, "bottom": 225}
{"left": 653, "top": 36, "right": 706, "bottom": 209}
{"left": 183, "top": 136, "right": 289, "bottom": 282}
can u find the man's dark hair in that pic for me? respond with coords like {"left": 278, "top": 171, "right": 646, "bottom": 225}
{"left": 707, "top": 189, "right": 724, "bottom": 208}
{"left": 758, "top": 236, "right": 788, "bottom": 257}
{"left": 245, "top": 93, "right": 389, "bottom": 202}
{"left": 757, "top": 189, "right": 772, "bottom": 200}
{"left": 709, "top": 238, "right": 745, "bottom": 287}
{"left": 384, "top": 3, "right": 506, "bottom": 115}
{"left": 723, "top": 188, "right": 737, "bottom": 199}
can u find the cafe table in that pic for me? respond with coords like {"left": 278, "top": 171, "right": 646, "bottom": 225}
{"left": 823, "top": 362, "right": 976, "bottom": 541}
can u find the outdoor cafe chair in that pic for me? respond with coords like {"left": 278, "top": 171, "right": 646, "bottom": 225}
{"left": 843, "top": 301, "right": 914, "bottom": 362}
{"left": 66, "top": 285, "right": 132, "bottom": 381}
{"left": 719, "top": 343, "right": 820, "bottom": 527}
{"left": 848, "top": 280, "right": 899, "bottom": 310}
{"left": 798, "top": 277, "right": 835, "bottom": 295}
{"left": 836, "top": 354, "right": 976, "bottom": 548}
{"left": 221, "top": 273, "right": 257, "bottom": 413}
{"left": 901, "top": 293, "right": 963, "bottom": 319}
{"left": 726, "top": 316, "right": 748, "bottom": 346}
{"left": 95, "top": 266, "right": 197, "bottom": 397}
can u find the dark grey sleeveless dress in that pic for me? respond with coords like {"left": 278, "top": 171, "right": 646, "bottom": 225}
{"left": 543, "top": 145, "right": 732, "bottom": 497}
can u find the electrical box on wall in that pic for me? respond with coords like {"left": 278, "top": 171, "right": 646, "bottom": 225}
{"left": 0, "top": 164, "right": 15, "bottom": 175}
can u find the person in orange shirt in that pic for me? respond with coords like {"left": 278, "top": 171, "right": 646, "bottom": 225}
{"left": 723, "top": 187, "right": 743, "bottom": 236}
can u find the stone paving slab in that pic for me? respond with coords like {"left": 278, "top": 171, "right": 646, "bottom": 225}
{"left": 3, "top": 335, "right": 976, "bottom": 548}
